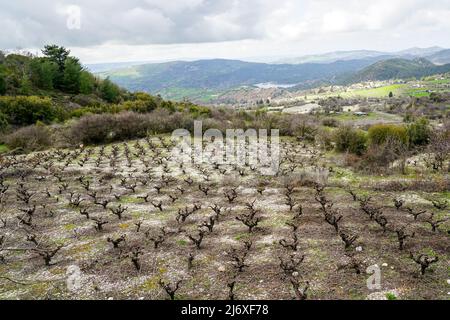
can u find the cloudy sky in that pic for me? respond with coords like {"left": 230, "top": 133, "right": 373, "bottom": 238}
{"left": 2, "top": 0, "right": 450, "bottom": 63}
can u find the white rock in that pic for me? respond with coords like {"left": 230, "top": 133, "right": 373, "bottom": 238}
{"left": 292, "top": 272, "right": 299, "bottom": 277}
{"left": 447, "top": 279, "right": 450, "bottom": 285}
{"left": 382, "top": 263, "right": 388, "bottom": 267}
{"left": 218, "top": 265, "right": 226, "bottom": 272}
{"left": 356, "top": 246, "right": 363, "bottom": 252}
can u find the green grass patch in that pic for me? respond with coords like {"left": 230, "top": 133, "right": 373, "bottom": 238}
{"left": 0, "top": 144, "right": 9, "bottom": 153}
{"left": 341, "top": 84, "right": 406, "bottom": 98}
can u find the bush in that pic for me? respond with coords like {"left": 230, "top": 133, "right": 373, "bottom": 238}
{"left": 359, "top": 138, "right": 408, "bottom": 174}
{"left": 0, "top": 96, "right": 59, "bottom": 125}
{"left": 0, "top": 73, "right": 6, "bottom": 94}
{"left": 69, "top": 109, "right": 198, "bottom": 145}
{"left": 407, "top": 118, "right": 431, "bottom": 147}
{"left": 322, "top": 118, "right": 340, "bottom": 127}
{"left": 316, "top": 128, "right": 334, "bottom": 151}
{"left": 368, "top": 124, "right": 408, "bottom": 146}
{"left": 334, "top": 126, "right": 367, "bottom": 155}
{"left": 99, "top": 78, "right": 121, "bottom": 103}
{"left": 280, "top": 116, "right": 318, "bottom": 141}
{"left": 112, "top": 112, "right": 152, "bottom": 140}
{"left": 0, "top": 112, "right": 9, "bottom": 132}
{"left": 5, "top": 125, "right": 52, "bottom": 152}
{"left": 69, "top": 113, "right": 114, "bottom": 144}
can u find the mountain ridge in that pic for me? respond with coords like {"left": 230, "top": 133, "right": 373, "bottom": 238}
{"left": 343, "top": 58, "right": 450, "bottom": 83}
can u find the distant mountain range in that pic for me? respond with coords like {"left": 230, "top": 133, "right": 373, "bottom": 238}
{"left": 101, "top": 57, "right": 389, "bottom": 93}
{"left": 273, "top": 47, "right": 447, "bottom": 64}
{"left": 99, "top": 47, "right": 450, "bottom": 101}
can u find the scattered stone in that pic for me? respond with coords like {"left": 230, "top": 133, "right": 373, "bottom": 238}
{"left": 366, "top": 290, "right": 399, "bottom": 300}
{"left": 218, "top": 265, "right": 226, "bottom": 272}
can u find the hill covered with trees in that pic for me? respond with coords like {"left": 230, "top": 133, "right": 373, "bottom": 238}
{"left": 344, "top": 58, "right": 450, "bottom": 83}
{"left": 0, "top": 45, "right": 125, "bottom": 102}
{"left": 0, "top": 45, "right": 210, "bottom": 134}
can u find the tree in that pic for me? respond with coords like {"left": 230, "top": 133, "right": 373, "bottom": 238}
{"left": 99, "top": 77, "right": 121, "bottom": 103}
{"left": 19, "top": 76, "right": 32, "bottom": 95}
{"left": 30, "top": 58, "right": 58, "bottom": 90}
{"left": 79, "top": 71, "right": 95, "bottom": 94}
{"left": 0, "top": 73, "right": 6, "bottom": 95}
{"left": 388, "top": 91, "right": 393, "bottom": 98}
{"left": 42, "top": 45, "right": 70, "bottom": 72}
{"left": 63, "top": 57, "right": 82, "bottom": 93}
{"left": 42, "top": 45, "right": 70, "bottom": 89}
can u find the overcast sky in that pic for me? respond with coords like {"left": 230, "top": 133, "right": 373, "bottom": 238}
{"left": 2, "top": 0, "right": 450, "bottom": 63}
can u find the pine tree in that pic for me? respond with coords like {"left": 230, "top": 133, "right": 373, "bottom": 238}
{"left": 63, "top": 57, "right": 82, "bottom": 93}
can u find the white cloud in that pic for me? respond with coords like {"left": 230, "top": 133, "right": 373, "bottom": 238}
{"left": 1, "top": 0, "right": 449, "bottom": 62}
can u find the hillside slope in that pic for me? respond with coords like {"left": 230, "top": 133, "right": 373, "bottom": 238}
{"left": 426, "top": 49, "right": 450, "bottom": 65}
{"left": 101, "top": 57, "right": 387, "bottom": 94}
{"left": 343, "top": 58, "right": 450, "bottom": 83}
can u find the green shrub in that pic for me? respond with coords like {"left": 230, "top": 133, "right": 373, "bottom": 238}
{"left": 407, "top": 118, "right": 430, "bottom": 146}
{"left": 5, "top": 125, "right": 52, "bottom": 152}
{"left": 0, "top": 96, "right": 58, "bottom": 125}
{"left": 334, "top": 126, "right": 367, "bottom": 155}
{"left": 0, "top": 72, "right": 7, "bottom": 94}
{"left": 385, "top": 292, "right": 397, "bottom": 300}
{"left": 368, "top": 124, "right": 408, "bottom": 146}
{"left": 0, "top": 112, "right": 9, "bottom": 132}
{"left": 99, "top": 78, "right": 121, "bottom": 103}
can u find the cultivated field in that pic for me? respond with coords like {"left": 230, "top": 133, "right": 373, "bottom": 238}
{"left": 0, "top": 136, "right": 448, "bottom": 300}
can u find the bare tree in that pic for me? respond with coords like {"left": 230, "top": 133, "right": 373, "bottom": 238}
{"left": 224, "top": 188, "right": 238, "bottom": 203}
{"left": 188, "top": 229, "right": 206, "bottom": 249}
{"left": 425, "top": 212, "right": 449, "bottom": 232}
{"left": 227, "top": 278, "right": 236, "bottom": 300}
{"left": 110, "top": 204, "right": 127, "bottom": 220}
{"left": 290, "top": 277, "right": 309, "bottom": 300}
{"left": 91, "top": 217, "right": 109, "bottom": 231}
{"left": 409, "top": 252, "right": 439, "bottom": 275}
{"left": 279, "top": 253, "right": 305, "bottom": 278}
{"left": 393, "top": 198, "right": 404, "bottom": 211}
{"left": 159, "top": 279, "right": 182, "bottom": 300}
{"left": 148, "top": 227, "right": 168, "bottom": 249}
{"left": 394, "top": 226, "right": 415, "bottom": 250}
{"left": 405, "top": 207, "right": 426, "bottom": 221}
{"left": 130, "top": 247, "right": 143, "bottom": 271}
{"left": 279, "top": 232, "right": 299, "bottom": 251}
{"left": 34, "top": 245, "right": 65, "bottom": 266}
{"left": 107, "top": 234, "right": 126, "bottom": 249}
